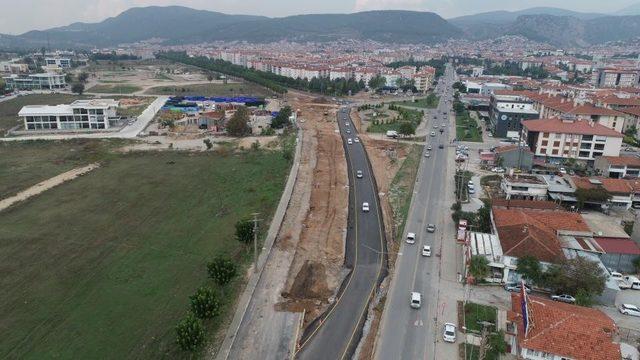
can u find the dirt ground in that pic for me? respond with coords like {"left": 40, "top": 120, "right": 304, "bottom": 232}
{"left": 274, "top": 92, "right": 349, "bottom": 326}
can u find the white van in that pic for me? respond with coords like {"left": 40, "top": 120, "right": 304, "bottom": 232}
{"left": 624, "top": 276, "right": 640, "bottom": 290}
{"left": 410, "top": 292, "right": 421, "bottom": 309}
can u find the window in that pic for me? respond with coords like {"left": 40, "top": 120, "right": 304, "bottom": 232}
{"left": 581, "top": 143, "right": 592, "bottom": 150}
{"left": 26, "top": 116, "right": 34, "bottom": 122}
{"left": 540, "top": 147, "right": 547, "bottom": 154}
{"left": 541, "top": 140, "right": 548, "bottom": 146}
{"left": 583, "top": 135, "right": 593, "bottom": 141}
{"left": 553, "top": 141, "right": 560, "bottom": 147}
{"left": 542, "top": 132, "right": 548, "bottom": 138}
{"left": 512, "top": 186, "right": 529, "bottom": 191}
{"left": 579, "top": 151, "right": 590, "bottom": 158}
{"left": 96, "top": 109, "right": 104, "bottom": 115}
{"left": 552, "top": 149, "right": 559, "bottom": 155}
{"left": 594, "top": 143, "right": 605, "bottom": 150}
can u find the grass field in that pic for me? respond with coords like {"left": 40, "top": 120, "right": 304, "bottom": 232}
{"left": 464, "top": 302, "right": 497, "bottom": 332}
{"left": 0, "top": 140, "right": 124, "bottom": 199}
{"left": 145, "top": 82, "right": 274, "bottom": 97}
{"left": 0, "top": 94, "right": 88, "bottom": 136}
{"left": 367, "top": 106, "right": 423, "bottom": 134}
{"left": 392, "top": 93, "right": 439, "bottom": 109}
{"left": 389, "top": 144, "right": 423, "bottom": 239}
{"left": 87, "top": 84, "right": 142, "bottom": 94}
{"left": 0, "top": 148, "right": 290, "bottom": 359}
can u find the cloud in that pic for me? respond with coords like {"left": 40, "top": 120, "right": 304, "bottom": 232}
{"left": 354, "top": 0, "right": 425, "bottom": 11}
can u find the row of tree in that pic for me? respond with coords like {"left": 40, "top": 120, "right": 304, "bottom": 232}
{"left": 386, "top": 58, "right": 447, "bottom": 78}
{"left": 175, "top": 219, "right": 258, "bottom": 351}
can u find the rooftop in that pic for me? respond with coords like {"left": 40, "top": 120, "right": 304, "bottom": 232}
{"left": 504, "top": 174, "right": 546, "bottom": 185}
{"left": 598, "top": 155, "right": 640, "bottom": 167}
{"left": 510, "top": 293, "right": 620, "bottom": 360}
{"left": 523, "top": 117, "right": 623, "bottom": 138}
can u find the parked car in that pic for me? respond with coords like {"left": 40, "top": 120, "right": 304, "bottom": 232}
{"left": 468, "top": 188, "right": 475, "bottom": 195}
{"left": 362, "top": 202, "right": 370, "bottom": 212}
{"left": 618, "top": 280, "right": 632, "bottom": 290}
{"left": 422, "top": 245, "right": 431, "bottom": 257}
{"left": 619, "top": 304, "right": 640, "bottom": 317}
{"left": 559, "top": 167, "right": 567, "bottom": 174}
{"left": 406, "top": 232, "right": 416, "bottom": 244}
{"left": 427, "top": 224, "right": 436, "bottom": 233}
{"left": 410, "top": 292, "right": 422, "bottom": 309}
{"left": 443, "top": 323, "right": 457, "bottom": 343}
{"left": 551, "top": 294, "right": 576, "bottom": 303}
{"left": 610, "top": 271, "right": 623, "bottom": 280}
{"left": 504, "top": 283, "right": 531, "bottom": 293}
{"left": 492, "top": 167, "right": 505, "bottom": 173}
{"left": 356, "top": 170, "right": 363, "bottom": 178}
{"left": 624, "top": 275, "right": 640, "bottom": 289}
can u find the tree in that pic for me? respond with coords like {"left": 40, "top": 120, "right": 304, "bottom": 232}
{"left": 71, "top": 83, "right": 85, "bottom": 95}
{"left": 207, "top": 256, "right": 237, "bottom": 286}
{"left": 488, "top": 330, "right": 507, "bottom": 357}
{"left": 625, "top": 125, "right": 638, "bottom": 138}
{"left": 574, "top": 288, "right": 594, "bottom": 307}
{"left": 203, "top": 138, "right": 213, "bottom": 150}
{"left": 206, "top": 73, "right": 214, "bottom": 82}
{"left": 271, "top": 106, "right": 292, "bottom": 129}
{"left": 368, "top": 75, "right": 386, "bottom": 90}
{"left": 398, "top": 122, "right": 416, "bottom": 137}
{"left": 453, "top": 81, "right": 467, "bottom": 93}
{"left": 64, "top": 73, "right": 74, "bottom": 83}
{"left": 469, "top": 255, "right": 490, "bottom": 280}
{"left": 476, "top": 201, "right": 492, "bottom": 233}
{"left": 189, "top": 286, "right": 220, "bottom": 319}
{"left": 542, "top": 256, "right": 606, "bottom": 297}
{"left": 575, "top": 188, "right": 611, "bottom": 209}
{"left": 226, "top": 106, "right": 251, "bottom": 137}
{"left": 235, "top": 219, "right": 254, "bottom": 245}
{"left": 175, "top": 313, "right": 206, "bottom": 351}
{"left": 516, "top": 256, "right": 542, "bottom": 284}
{"left": 77, "top": 72, "right": 89, "bottom": 83}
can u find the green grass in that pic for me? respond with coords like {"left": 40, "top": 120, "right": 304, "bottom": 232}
{"left": 87, "top": 84, "right": 142, "bottom": 94}
{"left": 0, "top": 94, "right": 89, "bottom": 136}
{"left": 464, "top": 302, "right": 497, "bottom": 333}
{"left": 0, "top": 148, "right": 291, "bottom": 359}
{"left": 154, "top": 73, "right": 173, "bottom": 81}
{"left": 389, "top": 144, "right": 423, "bottom": 239}
{"left": 455, "top": 111, "right": 482, "bottom": 142}
{"left": 367, "top": 106, "right": 423, "bottom": 134}
{"left": 145, "top": 82, "right": 274, "bottom": 97}
{"left": 392, "top": 93, "right": 439, "bottom": 109}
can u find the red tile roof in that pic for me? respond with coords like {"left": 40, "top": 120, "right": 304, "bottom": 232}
{"left": 492, "top": 199, "right": 561, "bottom": 210}
{"left": 523, "top": 118, "right": 623, "bottom": 137}
{"left": 594, "top": 237, "right": 640, "bottom": 255}
{"left": 492, "top": 208, "right": 590, "bottom": 262}
{"left": 495, "top": 144, "right": 532, "bottom": 154}
{"left": 600, "top": 156, "right": 640, "bottom": 167}
{"left": 571, "top": 176, "right": 633, "bottom": 194}
{"left": 569, "top": 104, "right": 626, "bottom": 117}
{"left": 510, "top": 293, "right": 620, "bottom": 360}
{"left": 621, "top": 106, "right": 640, "bottom": 117}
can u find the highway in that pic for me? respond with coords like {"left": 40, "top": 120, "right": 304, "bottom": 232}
{"left": 375, "top": 64, "right": 458, "bottom": 360}
{"left": 296, "top": 107, "right": 385, "bottom": 359}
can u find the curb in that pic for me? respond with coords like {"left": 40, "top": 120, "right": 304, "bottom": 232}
{"left": 214, "top": 128, "right": 303, "bottom": 360}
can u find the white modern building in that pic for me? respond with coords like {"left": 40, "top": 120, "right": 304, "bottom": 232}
{"left": 45, "top": 58, "right": 71, "bottom": 68}
{"left": 501, "top": 174, "right": 549, "bottom": 200}
{"left": 18, "top": 99, "right": 119, "bottom": 131}
{"left": 3, "top": 73, "right": 66, "bottom": 90}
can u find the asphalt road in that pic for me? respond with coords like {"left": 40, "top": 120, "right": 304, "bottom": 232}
{"left": 375, "top": 64, "right": 458, "bottom": 360}
{"left": 296, "top": 107, "right": 385, "bottom": 359}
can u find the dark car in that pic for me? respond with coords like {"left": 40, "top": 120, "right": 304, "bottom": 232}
{"left": 438, "top": 144, "right": 444, "bottom": 149}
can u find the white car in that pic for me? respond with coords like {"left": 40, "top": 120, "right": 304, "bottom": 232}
{"left": 425, "top": 152, "right": 430, "bottom": 158}
{"left": 345, "top": 122, "right": 350, "bottom": 126}
{"left": 422, "top": 245, "right": 431, "bottom": 257}
{"left": 443, "top": 323, "right": 457, "bottom": 343}
{"left": 354, "top": 137, "right": 360, "bottom": 143}
{"left": 550, "top": 294, "right": 576, "bottom": 303}
{"left": 619, "top": 304, "right": 640, "bottom": 317}
{"left": 362, "top": 202, "right": 370, "bottom": 212}
{"left": 433, "top": 124, "right": 438, "bottom": 129}
{"left": 410, "top": 292, "right": 422, "bottom": 309}
{"left": 559, "top": 167, "right": 567, "bottom": 174}
{"left": 356, "top": 170, "right": 363, "bottom": 178}
{"left": 492, "top": 167, "right": 505, "bottom": 173}
{"left": 430, "top": 132, "right": 436, "bottom": 137}
{"left": 426, "top": 145, "right": 432, "bottom": 151}
{"left": 406, "top": 232, "right": 416, "bottom": 244}
{"left": 347, "top": 138, "right": 353, "bottom": 145}
{"left": 427, "top": 224, "right": 436, "bottom": 233}
{"left": 468, "top": 187, "right": 475, "bottom": 194}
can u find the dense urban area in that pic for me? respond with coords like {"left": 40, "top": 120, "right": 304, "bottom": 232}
{"left": 4, "top": 3, "right": 640, "bottom": 360}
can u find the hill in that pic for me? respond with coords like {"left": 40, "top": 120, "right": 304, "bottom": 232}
{"left": 449, "top": 7, "right": 605, "bottom": 26}
{"left": 616, "top": 2, "right": 640, "bottom": 16}
{"left": 3, "top": 7, "right": 461, "bottom": 48}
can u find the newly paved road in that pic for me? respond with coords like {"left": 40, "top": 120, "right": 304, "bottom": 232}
{"left": 376, "top": 64, "right": 458, "bottom": 360}
{"left": 296, "top": 108, "right": 385, "bottom": 359}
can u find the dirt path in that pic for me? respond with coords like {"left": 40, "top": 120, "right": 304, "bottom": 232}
{"left": 0, "top": 163, "right": 100, "bottom": 212}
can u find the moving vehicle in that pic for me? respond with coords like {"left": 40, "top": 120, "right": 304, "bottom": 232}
{"left": 438, "top": 144, "right": 444, "bottom": 149}
{"left": 354, "top": 137, "right": 360, "bottom": 143}
{"left": 443, "top": 323, "right": 457, "bottom": 343}
{"left": 619, "top": 304, "right": 640, "bottom": 317}
{"left": 362, "top": 202, "right": 370, "bottom": 212}
{"left": 347, "top": 138, "right": 353, "bottom": 145}
{"left": 430, "top": 132, "right": 436, "bottom": 137}
{"left": 410, "top": 292, "right": 422, "bottom": 309}
{"left": 504, "top": 283, "right": 531, "bottom": 293}
{"left": 550, "top": 294, "right": 576, "bottom": 303}
{"left": 427, "top": 224, "right": 436, "bottom": 233}
{"left": 422, "top": 245, "right": 431, "bottom": 257}
{"left": 425, "top": 152, "right": 430, "bottom": 158}
{"left": 356, "top": 170, "right": 363, "bottom": 178}
{"left": 406, "top": 232, "right": 416, "bottom": 244}
{"left": 427, "top": 145, "right": 432, "bottom": 151}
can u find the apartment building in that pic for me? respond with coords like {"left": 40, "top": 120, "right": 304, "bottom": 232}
{"left": 18, "top": 99, "right": 119, "bottom": 131}
{"left": 3, "top": 73, "right": 66, "bottom": 90}
{"left": 594, "top": 155, "right": 640, "bottom": 178}
{"left": 596, "top": 67, "right": 640, "bottom": 88}
{"left": 522, "top": 115, "right": 623, "bottom": 164}
{"left": 412, "top": 67, "right": 435, "bottom": 93}
{"left": 0, "top": 61, "right": 29, "bottom": 74}
{"left": 45, "top": 58, "right": 71, "bottom": 68}
{"left": 489, "top": 92, "right": 539, "bottom": 138}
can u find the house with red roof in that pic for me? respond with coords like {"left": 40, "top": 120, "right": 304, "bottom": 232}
{"left": 594, "top": 155, "right": 640, "bottom": 178}
{"left": 507, "top": 293, "right": 621, "bottom": 360}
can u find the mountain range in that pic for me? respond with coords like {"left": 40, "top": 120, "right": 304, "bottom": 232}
{"left": 3, "top": 5, "right": 640, "bottom": 49}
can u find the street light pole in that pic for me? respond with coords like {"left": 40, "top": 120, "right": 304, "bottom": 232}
{"left": 251, "top": 212, "right": 260, "bottom": 273}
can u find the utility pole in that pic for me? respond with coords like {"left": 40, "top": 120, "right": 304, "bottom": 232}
{"left": 478, "top": 320, "right": 495, "bottom": 360}
{"left": 251, "top": 212, "right": 260, "bottom": 273}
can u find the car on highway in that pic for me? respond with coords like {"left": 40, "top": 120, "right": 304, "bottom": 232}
{"left": 406, "top": 232, "right": 416, "bottom": 244}
{"left": 504, "top": 283, "right": 531, "bottom": 293}
{"left": 433, "top": 124, "right": 438, "bottom": 129}
{"left": 347, "top": 138, "right": 353, "bottom": 145}
{"left": 354, "top": 137, "right": 360, "bottom": 143}
{"left": 438, "top": 144, "right": 444, "bottom": 149}
{"left": 619, "top": 303, "right": 640, "bottom": 317}
{"left": 550, "top": 294, "right": 576, "bottom": 303}
{"left": 443, "top": 323, "right": 457, "bottom": 343}
{"left": 410, "top": 292, "right": 422, "bottom": 309}
{"left": 422, "top": 245, "right": 431, "bottom": 257}
{"left": 362, "top": 202, "right": 370, "bottom": 212}
{"left": 442, "top": 123, "right": 446, "bottom": 127}
{"left": 345, "top": 122, "right": 349, "bottom": 126}
{"left": 426, "top": 224, "right": 436, "bottom": 233}
{"left": 430, "top": 132, "right": 436, "bottom": 137}
{"left": 356, "top": 170, "right": 363, "bottom": 178}
{"left": 427, "top": 145, "right": 432, "bottom": 151}
{"left": 424, "top": 152, "right": 430, "bottom": 158}
{"left": 346, "top": 129, "right": 351, "bottom": 134}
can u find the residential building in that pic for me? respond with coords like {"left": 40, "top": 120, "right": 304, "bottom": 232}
{"left": 594, "top": 155, "right": 640, "bottom": 178}
{"left": 507, "top": 293, "right": 621, "bottom": 360}
{"left": 412, "top": 67, "right": 435, "bottom": 93}
{"left": 18, "top": 99, "right": 119, "bottom": 131}
{"left": 45, "top": 58, "right": 71, "bottom": 68}
{"left": 596, "top": 237, "right": 640, "bottom": 273}
{"left": 501, "top": 174, "right": 548, "bottom": 200}
{"left": 494, "top": 145, "right": 533, "bottom": 170}
{"left": 3, "top": 73, "right": 66, "bottom": 90}
{"left": 596, "top": 67, "right": 640, "bottom": 88}
{"left": 489, "top": 92, "right": 539, "bottom": 138}
{"left": 522, "top": 115, "right": 623, "bottom": 164}
{"left": 0, "top": 61, "right": 29, "bottom": 74}
{"left": 571, "top": 176, "right": 633, "bottom": 210}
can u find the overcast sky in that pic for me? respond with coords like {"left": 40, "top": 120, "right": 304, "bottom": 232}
{"left": 0, "top": 0, "right": 638, "bottom": 34}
